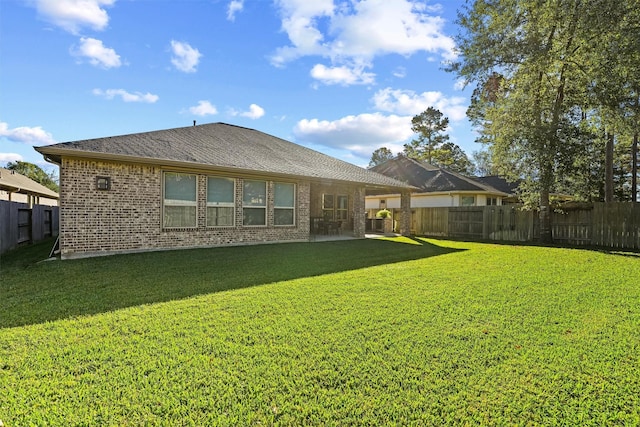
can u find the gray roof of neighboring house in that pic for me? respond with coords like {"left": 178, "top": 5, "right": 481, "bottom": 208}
{"left": 474, "top": 175, "right": 519, "bottom": 195}
{"left": 35, "top": 122, "right": 413, "bottom": 190}
{"left": 371, "top": 156, "right": 509, "bottom": 195}
{"left": 0, "top": 168, "right": 59, "bottom": 199}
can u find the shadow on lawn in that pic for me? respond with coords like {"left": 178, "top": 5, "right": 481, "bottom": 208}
{"left": 1, "top": 237, "right": 463, "bottom": 328}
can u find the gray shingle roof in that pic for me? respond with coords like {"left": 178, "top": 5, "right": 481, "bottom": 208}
{"left": 371, "top": 156, "right": 508, "bottom": 194}
{"left": 35, "top": 123, "right": 413, "bottom": 189}
{"left": 474, "top": 175, "right": 519, "bottom": 195}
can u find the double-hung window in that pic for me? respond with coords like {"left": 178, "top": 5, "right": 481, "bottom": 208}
{"left": 207, "top": 177, "right": 235, "bottom": 226}
{"left": 336, "top": 195, "right": 348, "bottom": 220}
{"left": 322, "top": 194, "right": 334, "bottom": 221}
{"left": 243, "top": 180, "right": 266, "bottom": 226}
{"left": 163, "top": 172, "right": 197, "bottom": 228}
{"left": 274, "top": 182, "right": 295, "bottom": 226}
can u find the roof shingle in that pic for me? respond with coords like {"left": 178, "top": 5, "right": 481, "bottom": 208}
{"left": 35, "top": 123, "right": 412, "bottom": 189}
{"left": 371, "top": 156, "right": 509, "bottom": 195}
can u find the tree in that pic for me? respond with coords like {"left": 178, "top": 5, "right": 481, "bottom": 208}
{"left": 403, "top": 107, "right": 450, "bottom": 163}
{"left": 449, "top": 0, "right": 639, "bottom": 242}
{"left": 471, "top": 149, "right": 496, "bottom": 177}
{"left": 368, "top": 147, "right": 394, "bottom": 168}
{"left": 432, "top": 142, "right": 473, "bottom": 175}
{"left": 6, "top": 161, "right": 59, "bottom": 192}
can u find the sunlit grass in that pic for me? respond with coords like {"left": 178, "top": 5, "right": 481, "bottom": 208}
{"left": 1, "top": 237, "right": 639, "bottom": 425}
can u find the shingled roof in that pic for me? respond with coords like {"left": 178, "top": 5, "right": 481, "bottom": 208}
{"left": 35, "top": 123, "right": 412, "bottom": 189}
{"left": 0, "top": 168, "right": 59, "bottom": 199}
{"left": 371, "top": 156, "right": 509, "bottom": 195}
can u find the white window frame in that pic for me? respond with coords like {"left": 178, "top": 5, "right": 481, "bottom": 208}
{"left": 336, "top": 195, "right": 348, "bottom": 221}
{"left": 163, "top": 172, "right": 198, "bottom": 229}
{"left": 206, "top": 176, "right": 236, "bottom": 227}
{"left": 242, "top": 179, "right": 267, "bottom": 226}
{"left": 274, "top": 182, "right": 296, "bottom": 226}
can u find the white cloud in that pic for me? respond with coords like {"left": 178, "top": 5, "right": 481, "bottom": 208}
{"left": 453, "top": 78, "right": 468, "bottom": 91}
{"left": 392, "top": 66, "right": 407, "bottom": 78}
{"left": 33, "top": 0, "right": 114, "bottom": 34}
{"left": 240, "top": 104, "right": 265, "bottom": 119}
{"left": 72, "top": 37, "right": 121, "bottom": 69}
{"left": 371, "top": 87, "right": 467, "bottom": 121}
{"left": 270, "top": 0, "right": 334, "bottom": 66}
{"left": 310, "top": 64, "right": 375, "bottom": 86}
{"left": 170, "top": 40, "right": 202, "bottom": 73}
{"left": 0, "top": 122, "right": 57, "bottom": 145}
{"left": 189, "top": 101, "right": 218, "bottom": 116}
{"left": 293, "top": 113, "right": 413, "bottom": 157}
{"left": 228, "top": 104, "right": 265, "bottom": 119}
{"left": 270, "top": 0, "right": 456, "bottom": 85}
{"left": 0, "top": 153, "right": 24, "bottom": 162}
{"left": 92, "top": 88, "right": 159, "bottom": 103}
{"left": 227, "top": 0, "right": 244, "bottom": 21}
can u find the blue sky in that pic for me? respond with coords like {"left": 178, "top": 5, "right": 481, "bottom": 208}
{"left": 0, "top": 0, "right": 476, "bottom": 175}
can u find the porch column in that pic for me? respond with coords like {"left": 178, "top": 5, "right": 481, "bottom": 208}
{"left": 353, "top": 186, "right": 366, "bottom": 238}
{"left": 400, "top": 190, "right": 411, "bottom": 236}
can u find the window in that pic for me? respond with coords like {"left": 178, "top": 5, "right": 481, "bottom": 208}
{"left": 164, "top": 172, "right": 197, "bottom": 228}
{"left": 487, "top": 197, "right": 498, "bottom": 206}
{"left": 461, "top": 195, "right": 475, "bottom": 206}
{"left": 207, "top": 177, "right": 235, "bottom": 226}
{"left": 336, "top": 195, "right": 348, "bottom": 220}
{"left": 243, "top": 180, "right": 266, "bottom": 226}
{"left": 322, "top": 194, "right": 334, "bottom": 221}
{"left": 274, "top": 182, "right": 295, "bottom": 226}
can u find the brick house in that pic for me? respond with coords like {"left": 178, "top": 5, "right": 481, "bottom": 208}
{"left": 36, "top": 123, "right": 413, "bottom": 259}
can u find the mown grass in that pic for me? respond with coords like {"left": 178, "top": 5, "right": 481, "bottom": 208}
{"left": 1, "top": 237, "right": 639, "bottom": 425}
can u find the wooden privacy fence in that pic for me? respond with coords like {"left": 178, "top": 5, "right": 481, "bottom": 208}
{"left": 412, "top": 202, "right": 640, "bottom": 250}
{"left": 0, "top": 200, "right": 59, "bottom": 254}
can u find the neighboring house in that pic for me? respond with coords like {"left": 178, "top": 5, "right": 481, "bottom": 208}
{"left": 0, "top": 168, "right": 59, "bottom": 254}
{"left": 0, "top": 167, "right": 59, "bottom": 206}
{"left": 35, "top": 122, "right": 413, "bottom": 259}
{"left": 366, "top": 156, "right": 516, "bottom": 216}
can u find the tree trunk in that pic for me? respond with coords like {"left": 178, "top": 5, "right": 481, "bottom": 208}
{"left": 633, "top": 132, "right": 638, "bottom": 203}
{"left": 605, "top": 132, "right": 614, "bottom": 202}
{"left": 539, "top": 188, "right": 552, "bottom": 243}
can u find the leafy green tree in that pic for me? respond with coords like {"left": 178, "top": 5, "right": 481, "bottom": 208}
{"left": 368, "top": 147, "right": 395, "bottom": 168}
{"left": 471, "top": 149, "right": 496, "bottom": 177}
{"left": 6, "top": 161, "right": 59, "bottom": 192}
{"left": 432, "top": 142, "right": 473, "bottom": 175}
{"left": 449, "top": 0, "right": 639, "bottom": 242}
{"left": 403, "top": 107, "right": 450, "bottom": 163}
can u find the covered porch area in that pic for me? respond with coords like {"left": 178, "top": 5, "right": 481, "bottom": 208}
{"left": 308, "top": 181, "right": 412, "bottom": 240}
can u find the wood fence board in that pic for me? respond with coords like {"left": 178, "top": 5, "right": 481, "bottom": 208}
{"left": 0, "top": 200, "right": 59, "bottom": 254}
{"left": 413, "top": 202, "right": 640, "bottom": 250}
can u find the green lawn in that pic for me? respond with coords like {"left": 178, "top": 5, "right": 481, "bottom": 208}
{"left": 1, "top": 237, "right": 639, "bottom": 425}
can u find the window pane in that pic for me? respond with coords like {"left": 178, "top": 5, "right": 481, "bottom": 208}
{"left": 243, "top": 180, "right": 266, "bottom": 206}
{"left": 207, "top": 207, "right": 234, "bottom": 227}
{"left": 274, "top": 182, "right": 294, "bottom": 207}
{"left": 275, "top": 208, "right": 294, "bottom": 225}
{"left": 322, "top": 194, "right": 334, "bottom": 209}
{"left": 336, "top": 210, "right": 348, "bottom": 220}
{"left": 208, "top": 177, "right": 234, "bottom": 204}
{"left": 164, "top": 206, "right": 196, "bottom": 227}
{"left": 461, "top": 196, "right": 475, "bottom": 206}
{"left": 165, "top": 173, "right": 196, "bottom": 201}
{"left": 337, "top": 195, "right": 348, "bottom": 209}
{"left": 243, "top": 207, "right": 266, "bottom": 225}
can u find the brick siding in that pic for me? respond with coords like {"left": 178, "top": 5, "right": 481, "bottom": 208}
{"left": 59, "top": 158, "right": 313, "bottom": 258}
